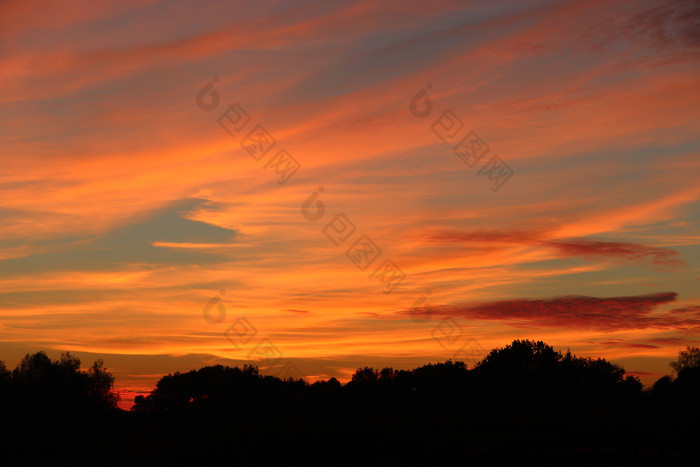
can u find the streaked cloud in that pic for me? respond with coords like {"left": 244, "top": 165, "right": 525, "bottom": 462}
{"left": 1, "top": 0, "right": 699, "bottom": 403}
{"left": 402, "top": 292, "right": 698, "bottom": 331}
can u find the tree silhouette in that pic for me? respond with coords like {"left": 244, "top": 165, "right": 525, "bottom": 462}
{"left": 350, "top": 366, "right": 379, "bottom": 384}
{"left": 7, "top": 351, "right": 119, "bottom": 413}
{"left": 475, "top": 339, "right": 562, "bottom": 370}
{"left": 0, "top": 360, "right": 10, "bottom": 402}
{"left": 4, "top": 342, "right": 700, "bottom": 463}
{"left": 670, "top": 346, "right": 700, "bottom": 374}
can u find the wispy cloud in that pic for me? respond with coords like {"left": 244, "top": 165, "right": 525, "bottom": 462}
{"left": 1, "top": 0, "right": 699, "bottom": 402}
{"left": 402, "top": 292, "right": 699, "bottom": 331}
{"left": 427, "top": 230, "right": 687, "bottom": 268}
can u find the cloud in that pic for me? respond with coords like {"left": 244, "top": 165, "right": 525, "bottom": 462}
{"left": 646, "top": 337, "right": 699, "bottom": 345}
{"left": 545, "top": 239, "right": 686, "bottom": 268}
{"left": 402, "top": 292, "right": 700, "bottom": 331}
{"left": 0, "top": 198, "right": 237, "bottom": 277}
{"left": 581, "top": 0, "right": 700, "bottom": 51}
{"left": 669, "top": 305, "right": 700, "bottom": 314}
{"left": 2, "top": 0, "right": 700, "bottom": 399}
{"left": 595, "top": 340, "right": 659, "bottom": 349}
{"left": 427, "top": 230, "right": 686, "bottom": 268}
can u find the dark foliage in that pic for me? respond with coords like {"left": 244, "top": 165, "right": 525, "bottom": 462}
{"left": 2, "top": 340, "right": 700, "bottom": 465}
{"left": 2, "top": 351, "right": 118, "bottom": 414}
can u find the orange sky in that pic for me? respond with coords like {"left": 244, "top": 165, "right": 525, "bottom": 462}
{"left": 1, "top": 0, "right": 699, "bottom": 409}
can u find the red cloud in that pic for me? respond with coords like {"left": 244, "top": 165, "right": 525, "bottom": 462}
{"left": 404, "top": 292, "right": 700, "bottom": 331}
{"left": 427, "top": 230, "right": 539, "bottom": 244}
{"left": 595, "top": 340, "right": 659, "bottom": 349}
{"left": 427, "top": 230, "right": 686, "bottom": 268}
{"left": 544, "top": 240, "right": 686, "bottom": 268}
{"left": 669, "top": 305, "right": 700, "bottom": 314}
{"left": 647, "top": 337, "right": 699, "bottom": 346}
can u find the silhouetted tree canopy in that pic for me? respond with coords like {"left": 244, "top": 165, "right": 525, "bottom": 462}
{"left": 129, "top": 339, "right": 647, "bottom": 418}
{"left": 670, "top": 345, "right": 700, "bottom": 374}
{"left": 3, "top": 341, "right": 700, "bottom": 464}
{"left": 1, "top": 350, "right": 119, "bottom": 414}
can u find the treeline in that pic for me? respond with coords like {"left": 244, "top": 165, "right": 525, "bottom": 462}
{"left": 133, "top": 340, "right": 645, "bottom": 415}
{"left": 1, "top": 340, "right": 700, "bottom": 464}
{"left": 0, "top": 350, "right": 118, "bottom": 413}
{"left": 131, "top": 339, "right": 699, "bottom": 416}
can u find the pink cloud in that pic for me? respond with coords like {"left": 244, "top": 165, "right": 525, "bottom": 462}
{"left": 545, "top": 239, "right": 686, "bottom": 268}
{"left": 427, "top": 230, "right": 686, "bottom": 268}
{"left": 403, "top": 292, "right": 700, "bottom": 331}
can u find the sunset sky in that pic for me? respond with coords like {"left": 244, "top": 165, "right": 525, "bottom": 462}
{"left": 1, "top": 0, "right": 699, "bottom": 409}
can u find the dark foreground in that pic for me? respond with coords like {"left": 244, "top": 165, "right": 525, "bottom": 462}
{"left": 2, "top": 340, "right": 699, "bottom": 465}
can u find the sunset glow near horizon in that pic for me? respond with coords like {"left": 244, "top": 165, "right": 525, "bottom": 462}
{"left": 1, "top": 0, "right": 699, "bottom": 409}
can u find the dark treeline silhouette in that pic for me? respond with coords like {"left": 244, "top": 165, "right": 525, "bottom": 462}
{"left": 2, "top": 340, "right": 700, "bottom": 465}
{"left": 0, "top": 351, "right": 118, "bottom": 413}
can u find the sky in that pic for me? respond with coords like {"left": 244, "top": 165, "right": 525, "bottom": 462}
{"left": 1, "top": 0, "right": 699, "bottom": 409}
